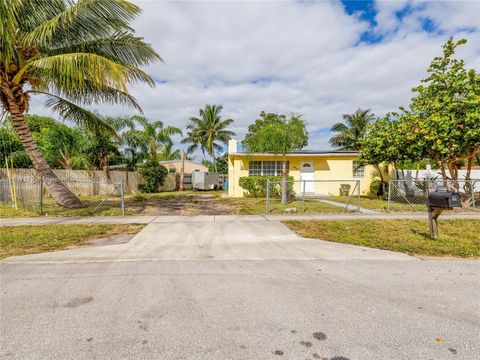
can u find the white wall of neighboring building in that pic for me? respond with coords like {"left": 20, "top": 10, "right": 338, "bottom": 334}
{"left": 396, "top": 169, "right": 480, "bottom": 180}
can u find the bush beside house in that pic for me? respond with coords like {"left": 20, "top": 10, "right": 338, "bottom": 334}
{"left": 239, "top": 175, "right": 295, "bottom": 198}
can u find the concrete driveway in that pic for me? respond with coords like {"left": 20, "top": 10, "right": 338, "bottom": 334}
{"left": 1, "top": 218, "right": 479, "bottom": 359}
{"left": 2, "top": 219, "right": 411, "bottom": 263}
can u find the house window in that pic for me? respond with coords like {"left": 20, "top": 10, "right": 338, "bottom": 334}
{"left": 352, "top": 161, "right": 364, "bottom": 178}
{"left": 249, "top": 161, "right": 262, "bottom": 176}
{"left": 169, "top": 168, "right": 176, "bottom": 173}
{"left": 248, "top": 161, "right": 289, "bottom": 176}
{"left": 263, "top": 161, "right": 276, "bottom": 175}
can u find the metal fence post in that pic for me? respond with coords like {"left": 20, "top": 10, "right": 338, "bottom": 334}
{"left": 265, "top": 178, "right": 270, "bottom": 214}
{"left": 39, "top": 177, "right": 43, "bottom": 215}
{"left": 120, "top": 180, "right": 125, "bottom": 215}
{"left": 357, "top": 180, "right": 361, "bottom": 211}
{"left": 387, "top": 180, "right": 391, "bottom": 211}
{"left": 472, "top": 180, "right": 476, "bottom": 209}
{"left": 302, "top": 180, "right": 305, "bottom": 212}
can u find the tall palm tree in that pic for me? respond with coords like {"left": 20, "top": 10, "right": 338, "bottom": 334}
{"left": 183, "top": 105, "right": 235, "bottom": 171}
{"left": 0, "top": 0, "right": 161, "bottom": 207}
{"left": 329, "top": 108, "right": 375, "bottom": 151}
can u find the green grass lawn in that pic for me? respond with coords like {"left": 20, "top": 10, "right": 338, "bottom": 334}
{"left": 1, "top": 191, "right": 348, "bottom": 217}
{"left": 0, "top": 224, "right": 145, "bottom": 259}
{"left": 284, "top": 219, "right": 480, "bottom": 257}
{"left": 218, "top": 197, "right": 347, "bottom": 214}
{"left": 326, "top": 195, "right": 427, "bottom": 212}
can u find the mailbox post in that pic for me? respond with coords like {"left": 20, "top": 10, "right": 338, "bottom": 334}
{"left": 427, "top": 188, "right": 461, "bottom": 238}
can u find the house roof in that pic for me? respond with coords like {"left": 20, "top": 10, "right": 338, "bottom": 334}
{"left": 159, "top": 160, "right": 205, "bottom": 165}
{"left": 230, "top": 150, "right": 358, "bottom": 157}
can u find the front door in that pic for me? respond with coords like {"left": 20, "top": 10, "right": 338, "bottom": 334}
{"left": 300, "top": 162, "right": 315, "bottom": 193}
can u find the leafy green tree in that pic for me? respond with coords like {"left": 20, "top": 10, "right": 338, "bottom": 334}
{"left": 202, "top": 152, "right": 228, "bottom": 174}
{"left": 183, "top": 105, "right": 235, "bottom": 171}
{"left": 0, "top": 123, "right": 31, "bottom": 168}
{"left": 137, "top": 160, "right": 168, "bottom": 193}
{"left": 330, "top": 108, "right": 375, "bottom": 150}
{"left": 0, "top": 0, "right": 160, "bottom": 207}
{"left": 1, "top": 114, "right": 92, "bottom": 170}
{"left": 242, "top": 112, "right": 308, "bottom": 204}
{"left": 83, "top": 131, "right": 122, "bottom": 179}
{"left": 31, "top": 118, "right": 87, "bottom": 169}
{"left": 396, "top": 38, "right": 480, "bottom": 184}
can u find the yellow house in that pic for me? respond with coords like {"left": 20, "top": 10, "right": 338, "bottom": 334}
{"left": 227, "top": 139, "right": 376, "bottom": 197}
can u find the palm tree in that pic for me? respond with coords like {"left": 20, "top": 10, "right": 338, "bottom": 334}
{"left": 129, "top": 116, "right": 182, "bottom": 161}
{"left": 183, "top": 105, "right": 235, "bottom": 171}
{"left": 158, "top": 140, "right": 181, "bottom": 161}
{"left": 329, "top": 109, "right": 375, "bottom": 151}
{"left": 0, "top": 0, "right": 161, "bottom": 207}
{"left": 181, "top": 126, "right": 208, "bottom": 160}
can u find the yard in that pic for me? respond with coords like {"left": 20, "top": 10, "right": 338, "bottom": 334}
{"left": 0, "top": 190, "right": 347, "bottom": 217}
{"left": 0, "top": 224, "right": 145, "bottom": 259}
{"left": 284, "top": 219, "right": 480, "bottom": 257}
{"left": 326, "top": 195, "right": 427, "bottom": 212}
{"left": 1, "top": 191, "right": 478, "bottom": 218}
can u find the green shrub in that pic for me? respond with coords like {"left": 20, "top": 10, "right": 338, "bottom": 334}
{"left": 138, "top": 160, "right": 168, "bottom": 193}
{"left": 339, "top": 184, "right": 351, "bottom": 196}
{"left": 239, "top": 175, "right": 295, "bottom": 198}
{"left": 370, "top": 180, "right": 387, "bottom": 196}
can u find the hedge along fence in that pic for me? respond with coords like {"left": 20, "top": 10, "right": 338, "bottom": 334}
{"left": 239, "top": 175, "right": 295, "bottom": 198}
{"left": 0, "top": 169, "right": 189, "bottom": 194}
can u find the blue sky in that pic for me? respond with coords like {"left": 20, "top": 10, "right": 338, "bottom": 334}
{"left": 31, "top": 0, "right": 480, "bottom": 155}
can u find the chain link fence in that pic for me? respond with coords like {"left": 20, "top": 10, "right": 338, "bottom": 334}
{"left": 0, "top": 177, "right": 125, "bottom": 216}
{"left": 265, "top": 179, "right": 361, "bottom": 214}
{"left": 387, "top": 179, "right": 479, "bottom": 212}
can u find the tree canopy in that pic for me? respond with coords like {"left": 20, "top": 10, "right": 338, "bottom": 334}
{"left": 330, "top": 108, "right": 375, "bottom": 150}
{"left": 360, "top": 37, "right": 480, "bottom": 181}
{"left": 242, "top": 112, "right": 308, "bottom": 155}
{"left": 182, "top": 104, "right": 235, "bottom": 172}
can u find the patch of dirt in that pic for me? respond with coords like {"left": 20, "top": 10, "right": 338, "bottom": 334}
{"left": 126, "top": 194, "right": 239, "bottom": 216}
{"left": 273, "top": 350, "right": 284, "bottom": 356}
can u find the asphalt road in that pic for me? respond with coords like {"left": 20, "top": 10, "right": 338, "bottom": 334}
{"left": 1, "top": 220, "right": 479, "bottom": 359}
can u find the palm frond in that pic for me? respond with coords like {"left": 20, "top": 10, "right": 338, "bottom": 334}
{"left": 43, "top": 94, "right": 117, "bottom": 136}
{"left": 29, "top": 84, "right": 143, "bottom": 113}
{"left": 20, "top": 0, "right": 140, "bottom": 49}
{"left": 48, "top": 31, "right": 162, "bottom": 66}
{"left": 16, "top": 52, "right": 155, "bottom": 89}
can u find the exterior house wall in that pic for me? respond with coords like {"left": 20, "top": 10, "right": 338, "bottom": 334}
{"left": 159, "top": 160, "right": 208, "bottom": 174}
{"left": 227, "top": 140, "right": 375, "bottom": 197}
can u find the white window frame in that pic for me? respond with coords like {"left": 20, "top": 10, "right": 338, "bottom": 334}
{"left": 352, "top": 161, "right": 365, "bottom": 178}
{"left": 248, "top": 161, "right": 289, "bottom": 176}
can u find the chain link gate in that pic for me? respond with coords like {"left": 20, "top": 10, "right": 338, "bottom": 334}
{"left": 0, "top": 177, "right": 125, "bottom": 216}
{"left": 387, "top": 179, "right": 479, "bottom": 212}
{"left": 265, "top": 179, "right": 361, "bottom": 214}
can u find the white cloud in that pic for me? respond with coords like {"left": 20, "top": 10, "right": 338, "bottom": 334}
{"left": 29, "top": 0, "right": 480, "bottom": 155}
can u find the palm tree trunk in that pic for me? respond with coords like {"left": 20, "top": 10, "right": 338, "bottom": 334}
{"left": 9, "top": 106, "right": 81, "bottom": 208}
{"left": 212, "top": 151, "right": 217, "bottom": 172}
{"left": 281, "top": 158, "right": 287, "bottom": 205}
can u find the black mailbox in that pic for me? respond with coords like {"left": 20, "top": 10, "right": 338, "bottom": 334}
{"left": 428, "top": 191, "right": 461, "bottom": 208}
